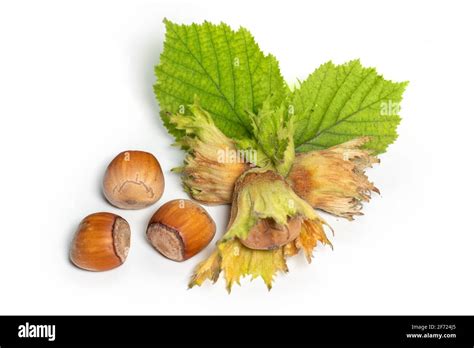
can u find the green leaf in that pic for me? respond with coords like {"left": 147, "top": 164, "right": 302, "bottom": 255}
{"left": 291, "top": 60, "right": 408, "bottom": 154}
{"left": 154, "top": 19, "right": 287, "bottom": 141}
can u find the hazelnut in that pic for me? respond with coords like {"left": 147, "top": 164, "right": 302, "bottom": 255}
{"left": 103, "top": 150, "right": 164, "bottom": 209}
{"left": 240, "top": 217, "right": 302, "bottom": 250}
{"left": 146, "top": 199, "right": 216, "bottom": 261}
{"left": 70, "top": 212, "right": 131, "bottom": 271}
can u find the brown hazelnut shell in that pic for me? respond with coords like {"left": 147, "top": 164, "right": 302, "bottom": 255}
{"left": 103, "top": 150, "right": 164, "bottom": 209}
{"left": 70, "top": 212, "right": 131, "bottom": 271}
{"left": 240, "top": 217, "right": 302, "bottom": 250}
{"left": 146, "top": 199, "right": 216, "bottom": 262}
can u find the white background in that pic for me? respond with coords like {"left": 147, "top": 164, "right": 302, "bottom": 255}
{"left": 1, "top": 0, "right": 473, "bottom": 315}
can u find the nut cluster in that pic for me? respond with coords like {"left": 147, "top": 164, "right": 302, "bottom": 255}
{"left": 70, "top": 150, "right": 216, "bottom": 272}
